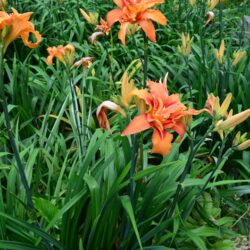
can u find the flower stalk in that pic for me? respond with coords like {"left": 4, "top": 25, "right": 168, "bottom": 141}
{"left": 165, "top": 125, "right": 213, "bottom": 220}
{"left": 0, "top": 42, "right": 34, "bottom": 209}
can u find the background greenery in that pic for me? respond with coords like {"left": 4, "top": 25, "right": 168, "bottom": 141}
{"left": 0, "top": 0, "right": 249, "bottom": 249}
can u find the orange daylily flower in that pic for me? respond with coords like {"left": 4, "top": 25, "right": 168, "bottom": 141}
{"left": 2, "top": 8, "right": 42, "bottom": 53}
{"left": 96, "top": 18, "right": 111, "bottom": 35}
{"left": 122, "top": 80, "right": 204, "bottom": 156}
{"left": 46, "top": 44, "right": 75, "bottom": 66}
{"left": 107, "top": 0, "right": 167, "bottom": 45}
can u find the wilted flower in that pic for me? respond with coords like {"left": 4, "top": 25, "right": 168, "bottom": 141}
{"left": 178, "top": 33, "right": 192, "bottom": 57}
{"left": 74, "top": 56, "right": 93, "bottom": 69}
{"left": 232, "top": 50, "right": 246, "bottom": 66}
{"left": 89, "top": 31, "right": 104, "bottom": 44}
{"left": 206, "top": 11, "right": 215, "bottom": 25}
{"left": 0, "top": 8, "right": 42, "bottom": 53}
{"left": 96, "top": 100, "right": 126, "bottom": 133}
{"left": 80, "top": 8, "right": 99, "bottom": 25}
{"left": 122, "top": 79, "right": 205, "bottom": 156}
{"left": 46, "top": 44, "right": 75, "bottom": 66}
{"left": 215, "top": 40, "right": 225, "bottom": 64}
{"left": 106, "top": 0, "right": 167, "bottom": 45}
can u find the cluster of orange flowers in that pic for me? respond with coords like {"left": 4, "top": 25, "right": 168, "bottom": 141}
{"left": 1, "top": 0, "right": 249, "bottom": 157}
{"left": 97, "top": 76, "right": 250, "bottom": 155}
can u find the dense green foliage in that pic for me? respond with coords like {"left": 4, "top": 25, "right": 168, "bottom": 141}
{"left": 0, "top": 0, "right": 249, "bottom": 249}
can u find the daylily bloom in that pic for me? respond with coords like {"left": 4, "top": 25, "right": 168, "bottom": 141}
{"left": 96, "top": 18, "right": 111, "bottom": 35}
{"left": 232, "top": 50, "right": 246, "bottom": 66}
{"left": 46, "top": 44, "right": 75, "bottom": 66}
{"left": 106, "top": 0, "right": 167, "bottom": 45}
{"left": 96, "top": 100, "right": 126, "bottom": 133}
{"left": 0, "top": 8, "right": 42, "bottom": 53}
{"left": 215, "top": 39, "right": 225, "bottom": 64}
{"left": 80, "top": 8, "right": 99, "bottom": 25}
{"left": 122, "top": 80, "right": 205, "bottom": 156}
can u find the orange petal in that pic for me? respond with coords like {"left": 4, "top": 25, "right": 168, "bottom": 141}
{"left": 122, "top": 114, "right": 151, "bottom": 136}
{"left": 143, "top": 0, "right": 165, "bottom": 9}
{"left": 141, "top": 9, "right": 167, "bottom": 25}
{"left": 138, "top": 19, "right": 156, "bottom": 42}
{"left": 151, "top": 130, "right": 173, "bottom": 156}
{"left": 20, "top": 30, "right": 42, "bottom": 48}
{"left": 114, "top": 0, "right": 124, "bottom": 8}
{"left": 205, "top": 93, "right": 216, "bottom": 116}
{"left": 106, "top": 9, "right": 122, "bottom": 27}
{"left": 147, "top": 81, "right": 168, "bottom": 102}
{"left": 171, "top": 121, "right": 186, "bottom": 138}
{"left": 118, "top": 22, "right": 129, "bottom": 45}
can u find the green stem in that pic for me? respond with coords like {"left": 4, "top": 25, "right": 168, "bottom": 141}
{"left": 185, "top": 56, "right": 193, "bottom": 103}
{"left": 67, "top": 68, "right": 84, "bottom": 158}
{"left": 0, "top": 44, "right": 33, "bottom": 209}
{"left": 143, "top": 34, "right": 148, "bottom": 88}
{"left": 182, "top": 142, "right": 234, "bottom": 219}
{"left": 165, "top": 126, "right": 212, "bottom": 220}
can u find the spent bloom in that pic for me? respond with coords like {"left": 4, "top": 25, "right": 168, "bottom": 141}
{"left": 122, "top": 80, "right": 205, "bottom": 156}
{"left": 0, "top": 8, "right": 42, "bottom": 53}
{"left": 47, "top": 44, "right": 75, "bottom": 66}
{"left": 206, "top": 11, "right": 215, "bottom": 25}
{"left": 106, "top": 0, "right": 167, "bottom": 45}
{"left": 96, "top": 101, "right": 126, "bottom": 134}
{"left": 74, "top": 56, "right": 93, "bottom": 69}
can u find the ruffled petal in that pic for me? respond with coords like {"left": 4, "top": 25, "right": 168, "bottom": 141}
{"left": 151, "top": 130, "right": 173, "bottom": 156}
